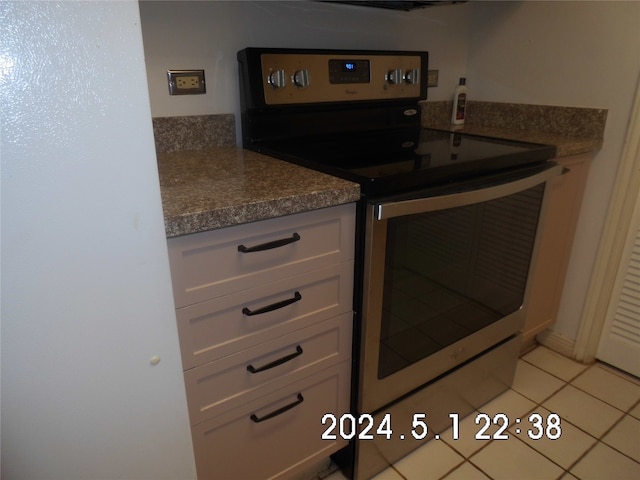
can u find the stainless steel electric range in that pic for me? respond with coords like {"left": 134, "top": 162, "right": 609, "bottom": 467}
{"left": 238, "top": 47, "right": 560, "bottom": 480}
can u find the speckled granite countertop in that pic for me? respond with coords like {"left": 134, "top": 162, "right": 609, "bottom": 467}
{"left": 424, "top": 124, "right": 602, "bottom": 157}
{"left": 421, "top": 101, "right": 606, "bottom": 157}
{"left": 158, "top": 147, "right": 360, "bottom": 238}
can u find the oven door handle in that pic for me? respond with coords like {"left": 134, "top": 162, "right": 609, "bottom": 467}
{"left": 375, "top": 163, "right": 563, "bottom": 220}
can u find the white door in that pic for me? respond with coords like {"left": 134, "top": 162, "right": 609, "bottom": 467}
{"left": 596, "top": 192, "right": 640, "bottom": 377}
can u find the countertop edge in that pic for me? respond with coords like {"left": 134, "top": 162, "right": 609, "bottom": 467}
{"left": 164, "top": 186, "right": 361, "bottom": 238}
{"left": 159, "top": 147, "right": 361, "bottom": 238}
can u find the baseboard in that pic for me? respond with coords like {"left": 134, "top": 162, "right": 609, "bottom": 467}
{"left": 536, "top": 329, "right": 576, "bottom": 358}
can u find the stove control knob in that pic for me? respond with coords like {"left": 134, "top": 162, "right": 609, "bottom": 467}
{"left": 404, "top": 69, "right": 420, "bottom": 85}
{"left": 293, "top": 69, "right": 310, "bottom": 88}
{"left": 267, "top": 69, "right": 287, "bottom": 89}
{"left": 386, "top": 69, "right": 403, "bottom": 85}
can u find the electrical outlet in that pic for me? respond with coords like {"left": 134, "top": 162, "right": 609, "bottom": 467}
{"left": 427, "top": 69, "right": 439, "bottom": 88}
{"left": 167, "top": 70, "right": 206, "bottom": 95}
{"left": 176, "top": 76, "right": 201, "bottom": 89}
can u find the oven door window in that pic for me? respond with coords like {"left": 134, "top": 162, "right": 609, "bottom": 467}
{"left": 378, "top": 183, "right": 545, "bottom": 379}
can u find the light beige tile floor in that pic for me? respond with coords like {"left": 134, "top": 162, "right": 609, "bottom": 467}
{"left": 322, "top": 346, "right": 640, "bottom": 480}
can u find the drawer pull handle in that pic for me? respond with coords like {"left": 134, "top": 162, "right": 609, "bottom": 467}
{"left": 250, "top": 394, "right": 304, "bottom": 423}
{"left": 242, "top": 291, "right": 302, "bottom": 316}
{"left": 247, "top": 345, "right": 304, "bottom": 374}
{"left": 237, "top": 232, "right": 301, "bottom": 253}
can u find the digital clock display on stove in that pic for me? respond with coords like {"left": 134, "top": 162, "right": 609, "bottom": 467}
{"left": 329, "top": 59, "right": 370, "bottom": 84}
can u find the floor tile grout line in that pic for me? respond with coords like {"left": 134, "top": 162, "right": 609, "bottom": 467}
{"left": 516, "top": 416, "right": 600, "bottom": 479}
{"left": 593, "top": 411, "right": 640, "bottom": 465}
{"left": 510, "top": 370, "right": 568, "bottom": 408}
{"left": 404, "top": 376, "right": 638, "bottom": 480}
{"left": 439, "top": 351, "right": 638, "bottom": 480}
{"left": 521, "top": 353, "right": 640, "bottom": 409}
{"left": 626, "top": 397, "right": 640, "bottom": 416}
{"left": 476, "top": 432, "right": 567, "bottom": 478}
{"left": 538, "top": 375, "right": 637, "bottom": 472}
{"left": 571, "top": 362, "right": 640, "bottom": 410}
{"left": 561, "top": 429, "right": 608, "bottom": 478}
{"left": 509, "top": 400, "right": 581, "bottom": 477}
{"left": 594, "top": 360, "right": 640, "bottom": 386}
{"left": 385, "top": 405, "right": 638, "bottom": 479}
{"left": 513, "top": 359, "right": 640, "bottom": 478}
{"left": 436, "top": 376, "right": 574, "bottom": 479}
{"left": 438, "top": 408, "right": 497, "bottom": 462}
{"left": 494, "top": 368, "right": 617, "bottom": 479}
{"left": 534, "top": 403, "right": 600, "bottom": 444}
{"left": 561, "top": 415, "right": 640, "bottom": 478}
{"left": 389, "top": 463, "right": 407, "bottom": 480}
{"left": 519, "top": 351, "right": 590, "bottom": 384}
{"left": 462, "top": 458, "right": 497, "bottom": 480}
{"left": 434, "top": 440, "right": 497, "bottom": 480}
{"left": 558, "top": 379, "right": 635, "bottom": 414}
{"left": 440, "top": 387, "right": 569, "bottom": 480}
{"left": 528, "top": 402, "right": 640, "bottom": 469}
{"left": 519, "top": 357, "right": 638, "bottom": 415}
{"left": 432, "top": 441, "right": 466, "bottom": 480}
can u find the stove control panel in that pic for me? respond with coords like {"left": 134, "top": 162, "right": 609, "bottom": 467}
{"left": 250, "top": 50, "right": 427, "bottom": 106}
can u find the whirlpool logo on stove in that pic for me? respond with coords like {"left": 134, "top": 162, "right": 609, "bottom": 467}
{"left": 404, "top": 108, "right": 418, "bottom": 116}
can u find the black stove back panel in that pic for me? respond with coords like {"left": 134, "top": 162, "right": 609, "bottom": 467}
{"left": 238, "top": 47, "right": 428, "bottom": 143}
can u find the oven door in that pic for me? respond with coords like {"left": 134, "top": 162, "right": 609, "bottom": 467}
{"left": 359, "top": 163, "right": 563, "bottom": 413}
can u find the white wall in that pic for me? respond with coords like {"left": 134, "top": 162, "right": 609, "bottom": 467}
{"left": 1, "top": 2, "right": 195, "bottom": 478}
{"left": 466, "top": 0, "right": 640, "bottom": 343}
{"left": 139, "top": 0, "right": 474, "bottom": 124}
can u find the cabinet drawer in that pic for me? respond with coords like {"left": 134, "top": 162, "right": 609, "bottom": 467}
{"left": 168, "top": 204, "right": 355, "bottom": 308}
{"left": 191, "top": 362, "right": 350, "bottom": 480}
{"left": 184, "top": 312, "right": 352, "bottom": 425}
{"left": 177, "top": 262, "right": 353, "bottom": 369}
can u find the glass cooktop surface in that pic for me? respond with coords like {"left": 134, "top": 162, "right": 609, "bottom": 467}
{"left": 256, "top": 128, "right": 556, "bottom": 196}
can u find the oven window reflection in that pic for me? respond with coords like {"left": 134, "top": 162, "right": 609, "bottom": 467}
{"left": 378, "top": 184, "right": 545, "bottom": 379}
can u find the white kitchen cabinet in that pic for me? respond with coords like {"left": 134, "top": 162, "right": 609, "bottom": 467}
{"left": 523, "top": 153, "right": 592, "bottom": 348}
{"left": 191, "top": 362, "right": 350, "bottom": 480}
{"left": 183, "top": 312, "right": 352, "bottom": 425}
{"left": 167, "top": 203, "right": 355, "bottom": 479}
{"left": 168, "top": 204, "right": 355, "bottom": 308}
{"left": 175, "top": 262, "right": 353, "bottom": 370}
